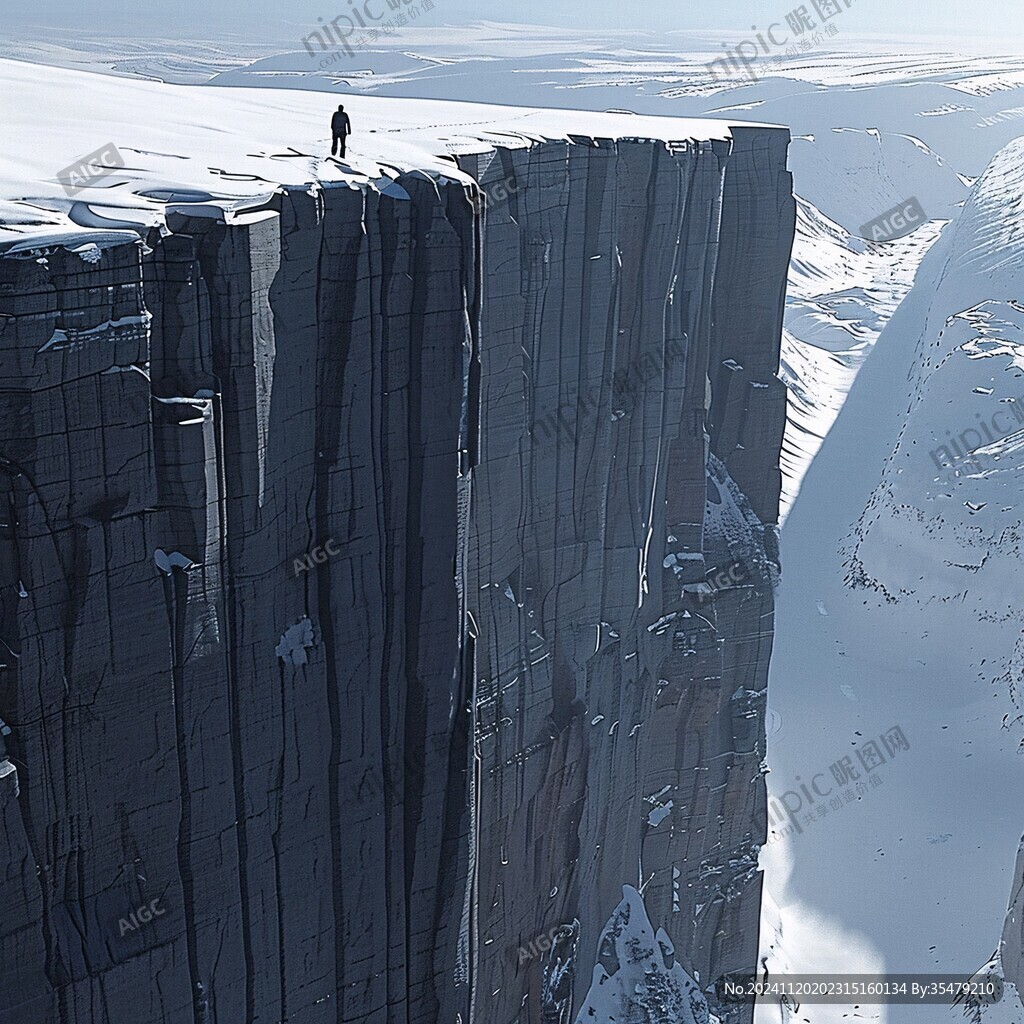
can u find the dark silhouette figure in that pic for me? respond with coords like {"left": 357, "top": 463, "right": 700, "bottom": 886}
{"left": 331, "top": 105, "right": 351, "bottom": 158}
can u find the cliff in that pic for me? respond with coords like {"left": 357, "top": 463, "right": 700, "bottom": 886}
{"left": 457, "top": 127, "right": 791, "bottom": 1024}
{"left": 0, "top": 62, "right": 794, "bottom": 1024}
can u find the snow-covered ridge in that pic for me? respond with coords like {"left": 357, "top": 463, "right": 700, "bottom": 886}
{"left": 0, "top": 56, "right": 782, "bottom": 253}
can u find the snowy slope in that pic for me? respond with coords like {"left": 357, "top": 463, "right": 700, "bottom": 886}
{"left": 204, "top": 42, "right": 984, "bottom": 233}
{"left": 15, "top": 32, "right": 1024, "bottom": 227}
{"left": 779, "top": 196, "right": 945, "bottom": 517}
{"left": 757, "top": 135, "right": 1024, "bottom": 1024}
{"left": 147, "top": 35, "right": 1024, "bottom": 229}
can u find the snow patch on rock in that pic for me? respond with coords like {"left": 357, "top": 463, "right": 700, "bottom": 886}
{"left": 575, "top": 885, "right": 712, "bottom": 1024}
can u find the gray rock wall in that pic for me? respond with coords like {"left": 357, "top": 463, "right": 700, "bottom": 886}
{"left": 999, "top": 838, "right": 1024, "bottom": 994}
{"left": 458, "top": 131, "right": 792, "bottom": 1024}
{"left": 0, "top": 130, "right": 793, "bottom": 1024}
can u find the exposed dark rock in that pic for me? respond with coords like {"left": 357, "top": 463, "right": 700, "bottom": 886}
{"left": 0, "top": 128, "right": 793, "bottom": 1023}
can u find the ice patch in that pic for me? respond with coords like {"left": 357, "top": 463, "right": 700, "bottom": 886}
{"left": 276, "top": 617, "right": 315, "bottom": 667}
{"left": 154, "top": 549, "right": 195, "bottom": 574}
{"left": 647, "top": 801, "right": 673, "bottom": 827}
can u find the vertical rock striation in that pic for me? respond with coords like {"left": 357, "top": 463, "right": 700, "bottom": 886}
{"left": 0, "top": 127, "right": 792, "bottom": 1024}
{"left": 458, "top": 129, "right": 792, "bottom": 1023}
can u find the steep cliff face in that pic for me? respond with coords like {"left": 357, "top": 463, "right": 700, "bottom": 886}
{"left": 458, "top": 129, "right": 791, "bottom": 1023}
{"left": 0, "top": 69, "right": 793, "bottom": 1024}
{"left": 0, "top": 178, "right": 478, "bottom": 1024}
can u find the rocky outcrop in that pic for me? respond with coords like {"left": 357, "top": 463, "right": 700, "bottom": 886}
{"left": 0, "top": 125, "right": 793, "bottom": 1024}
{"left": 999, "top": 839, "right": 1024, "bottom": 1001}
{"left": 955, "top": 838, "right": 1024, "bottom": 1023}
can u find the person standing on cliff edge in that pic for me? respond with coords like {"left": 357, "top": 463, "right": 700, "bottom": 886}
{"left": 331, "top": 104, "right": 351, "bottom": 158}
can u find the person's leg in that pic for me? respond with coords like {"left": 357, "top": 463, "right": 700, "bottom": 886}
{"left": 331, "top": 134, "right": 339, "bottom": 155}
{"left": 340, "top": 137, "right": 346, "bottom": 158}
